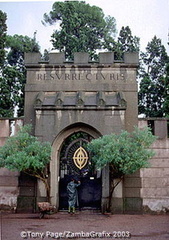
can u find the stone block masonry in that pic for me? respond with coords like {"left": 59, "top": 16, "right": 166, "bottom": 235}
{"left": 0, "top": 117, "right": 168, "bottom": 213}
{"left": 0, "top": 119, "right": 23, "bottom": 211}
{"left": 139, "top": 119, "right": 169, "bottom": 213}
{"left": 24, "top": 51, "right": 139, "bottom": 213}
{"left": 2, "top": 52, "right": 168, "bottom": 214}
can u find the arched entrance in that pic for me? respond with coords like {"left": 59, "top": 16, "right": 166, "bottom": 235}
{"left": 59, "top": 131, "right": 102, "bottom": 210}
{"left": 25, "top": 51, "right": 139, "bottom": 213}
{"left": 50, "top": 123, "right": 104, "bottom": 211}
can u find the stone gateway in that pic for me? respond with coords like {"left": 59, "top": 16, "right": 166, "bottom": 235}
{"left": 24, "top": 51, "right": 140, "bottom": 213}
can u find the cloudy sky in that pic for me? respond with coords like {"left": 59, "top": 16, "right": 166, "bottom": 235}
{"left": 0, "top": 0, "right": 169, "bottom": 54}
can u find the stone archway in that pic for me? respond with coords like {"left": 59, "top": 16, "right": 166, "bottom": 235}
{"left": 24, "top": 51, "right": 139, "bottom": 213}
{"left": 50, "top": 122, "right": 109, "bottom": 211}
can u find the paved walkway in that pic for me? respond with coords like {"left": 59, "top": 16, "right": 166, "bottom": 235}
{"left": 0, "top": 211, "right": 169, "bottom": 240}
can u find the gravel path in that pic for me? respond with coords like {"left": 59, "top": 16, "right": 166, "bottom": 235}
{"left": 1, "top": 211, "right": 169, "bottom": 240}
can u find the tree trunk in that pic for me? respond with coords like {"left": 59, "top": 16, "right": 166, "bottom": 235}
{"left": 42, "top": 178, "right": 50, "bottom": 202}
{"left": 108, "top": 177, "right": 123, "bottom": 212}
{"left": 24, "top": 172, "right": 51, "bottom": 203}
{"left": 108, "top": 187, "right": 114, "bottom": 212}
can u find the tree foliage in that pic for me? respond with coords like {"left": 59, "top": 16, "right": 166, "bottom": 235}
{"left": 43, "top": 1, "right": 117, "bottom": 59}
{"left": 6, "top": 34, "right": 39, "bottom": 68}
{"left": 163, "top": 64, "right": 169, "bottom": 117}
{"left": 0, "top": 66, "right": 24, "bottom": 117}
{"left": 87, "top": 127, "right": 156, "bottom": 177}
{"left": 0, "top": 125, "right": 51, "bottom": 200}
{"left": 118, "top": 26, "right": 140, "bottom": 54}
{"left": 87, "top": 127, "right": 156, "bottom": 211}
{"left": 102, "top": 25, "right": 140, "bottom": 59}
{"left": 0, "top": 33, "right": 40, "bottom": 118}
{"left": 0, "top": 10, "right": 7, "bottom": 67}
{"left": 138, "top": 36, "right": 168, "bottom": 117}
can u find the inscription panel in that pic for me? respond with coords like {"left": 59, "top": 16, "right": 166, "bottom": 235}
{"left": 26, "top": 66, "right": 137, "bottom": 92}
{"left": 36, "top": 70, "right": 126, "bottom": 82}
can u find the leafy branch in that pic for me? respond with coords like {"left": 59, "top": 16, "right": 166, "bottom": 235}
{"left": 0, "top": 124, "right": 51, "bottom": 201}
{"left": 87, "top": 126, "right": 157, "bottom": 212}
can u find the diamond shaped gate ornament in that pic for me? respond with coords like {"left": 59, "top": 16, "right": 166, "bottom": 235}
{"left": 73, "top": 146, "right": 88, "bottom": 170}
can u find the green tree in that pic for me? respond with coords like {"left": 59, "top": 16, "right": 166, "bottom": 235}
{"left": 43, "top": 1, "right": 117, "bottom": 59}
{"left": 0, "top": 66, "right": 24, "bottom": 117}
{"left": 87, "top": 127, "right": 156, "bottom": 211}
{"left": 163, "top": 64, "right": 169, "bottom": 117}
{"left": 0, "top": 33, "right": 40, "bottom": 118}
{"left": 0, "top": 125, "right": 51, "bottom": 201}
{"left": 138, "top": 36, "right": 168, "bottom": 117}
{"left": 6, "top": 34, "right": 39, "bottom": 68}
{"left": 0, "top": 11, "right": 8, "bottom": 116}
{"left": 0, "top": 10, "right": 7, "bottom": 67}
{"left": 103, "top": 25, "right": 140, "bottom": 60}
{"left": 118, "top": 26, "right": 140, "bottom": 53}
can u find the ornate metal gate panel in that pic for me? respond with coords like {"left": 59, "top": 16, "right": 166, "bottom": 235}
{"left": 59, "top": 134, "right": 102, "bottom": 210}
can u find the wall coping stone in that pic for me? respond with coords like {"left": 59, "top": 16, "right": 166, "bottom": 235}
{"left": 24, "top": 51, "right": 139, "bottom": 66}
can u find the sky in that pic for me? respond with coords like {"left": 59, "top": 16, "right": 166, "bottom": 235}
{"left": 0, "top": 0, "right": 169, "bottom": 54}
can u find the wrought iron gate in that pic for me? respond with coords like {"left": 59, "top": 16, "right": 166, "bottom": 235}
{"left": 59, "top": 134, "right": 102, "bottom": 210}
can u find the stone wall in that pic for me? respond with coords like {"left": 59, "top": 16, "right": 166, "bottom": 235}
{"left": 24, "top": 51, "right": 139, "bottom": 212}
{"left": 139, "top": 118, "right": 169, "bottom": 213}
{"left": 0, "top": 117, "right": 169, "bottom": 213}
{"left": 2, "top": 51, "right": 168, "bottom": 213}
{"left": 0, "top": 119, "right": 23, "bottom": 210}
{"left": 24, "top": 51, "right": 139, "bottom": 135}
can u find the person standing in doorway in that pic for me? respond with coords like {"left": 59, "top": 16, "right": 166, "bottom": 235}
{"left": 67, "top": 176, "right": 80, "bottom": 214}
